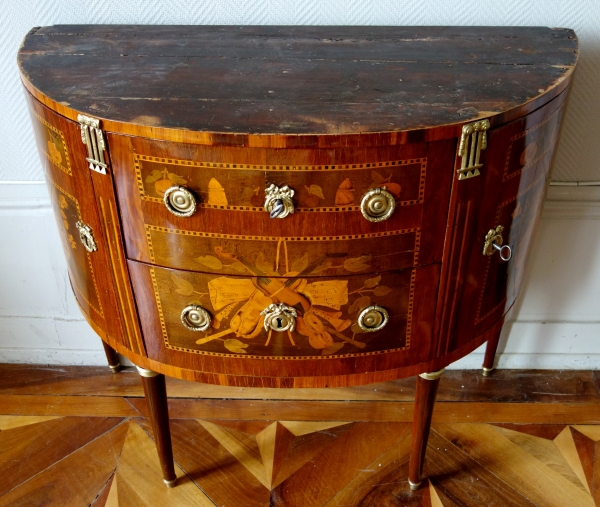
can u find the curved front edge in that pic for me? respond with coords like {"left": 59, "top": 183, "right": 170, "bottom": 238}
{"left": 126, "top": 259, "right": 442, "bottom": 383}
{"left": 79, "top": 297, "right": 503, "bottom": 388}
{"left": 18, "top": 26, "right": 578, "bottom": 147}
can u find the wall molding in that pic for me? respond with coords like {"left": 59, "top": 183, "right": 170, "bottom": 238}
{"left": 543, "top": 185, "right": 600, "bottom": 219}
{"left": 542, "top": 200, "right": 600, "bottom": 219}
{"left": 449, "top": 353, "right": 600, "bottom": 370}
{"left": 0, "top": 182, "right": 51, "bottom": 215}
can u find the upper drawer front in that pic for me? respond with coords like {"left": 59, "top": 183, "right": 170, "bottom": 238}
{"left": 111, "top": 135, "right": 454, "bottom": 274}
{"left": 135, "top": 153, "right": 423, "bottom": 211}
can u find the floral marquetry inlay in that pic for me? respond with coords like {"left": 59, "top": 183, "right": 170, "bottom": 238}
{"left": 145, "top": 227, "right": 420, "bottom": 277}
{"left": 149, "top": 260, "right": 414, "bottom": 359}
{"left": 134, "top": 154, "right": 426, "bottom": 211}
{"left": 47, "top": 182, "right": 103, "bottom": 318}
{"left": 20, "top": 25, "right": 579, "bottom": 390}
{"left": 31, "top": 112, "right": 72, "bottom": 176}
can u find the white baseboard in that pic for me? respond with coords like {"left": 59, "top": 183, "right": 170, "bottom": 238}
{"left": 448, "top": 353, "right": 600, "bottom": 370}
{"left": 0, "top": 182, "right": 599, "bottom": 369}
{"left": 0, "top": 348, "right": 109, "bottom": 366}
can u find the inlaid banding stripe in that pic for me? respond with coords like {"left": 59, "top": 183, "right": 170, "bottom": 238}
{"left": 136, "top": 154, "right": 425, "bottom": 172}
{"left": 145, "top": 225, "right": 420, "bottom": 242}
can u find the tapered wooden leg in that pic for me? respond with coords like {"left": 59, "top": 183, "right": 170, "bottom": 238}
{"left": 408, "top": 368, "right": 444, "bottom": 490}
{"left": 482, "top": 327, "right": 502, "bottom": 376}
{"left": 136, "top": 366, "right": 177, "bottom": 488}
{"left": 101, "top": 341, "right": 120, "bottom": 373}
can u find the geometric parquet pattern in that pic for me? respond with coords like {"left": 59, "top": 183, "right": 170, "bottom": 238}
{"left": 0, "top": 366, "right": 598, "bottom": 506}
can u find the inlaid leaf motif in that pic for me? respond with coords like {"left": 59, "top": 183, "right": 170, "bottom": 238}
{"left": 335, "top": 178, "right": 355, "bottom": 205}
{"left": 240, "top": 187, "right": 254, "bottom": 204}
{"left": 384, "top": 182, "right": 401, "bottom": 197}
{"left": 291, "top": 252, "right": 309, "bottom": 273}
{"left": 322, "top": 342, "right": 345, "bottom": 356}
{"left": 224, "top": 339, "right": 249, "bottom": 354}
{"left": 145, "top": 169, "right": 162, "bottom": 183}
{"left": 195, "top": 255, "right": 223, "bottom": 270}
{"left": 229, "top": 261, "right": 248, "bottom": 273}
{"left": 364, "top": 275, "right": 381, "bottom": 288}
{"left": 371, "top": 170, "right": 386, "bottom": 184}
{"left": 344, "top": 256, "right": 372, "bottom": 273}
{"left": 351, "top": 323, "right": 366, "bottom": 334}
{"left": 307, "top": 184, "right": 325, "bottom": 199}
{"left": 295, "top": 316, "right": 310, "bottom": 336}
{"left": 520, "top": 142, "right": 538, "bottom": 166}
{"left": 171, "top": 273, "right": 194, "bottom": 296}
{"left": 255, "top": 251, "right": 273, "bottom": 273}
{"left": 167, "top": 172, "right": 187, "bottom": 185}
{"left": 196, "top": 335, "right": 218, "bottom": 345}
{"left": 348, "top": 295, "right": 371, "bottom": 314}
{"left": 310, "top": 258, "right": 333, "bottom": 274}
{"left": 373, "top": 285, "right": 393, "bottom": 296}
{"left": 304, "top": 312, "right": 325, "bottom": 333}
{"left": 47, "top": 139, "right": 62, "bottom": 164}
{"left": 308, "top": 331, "right": 333, "bottom": 349}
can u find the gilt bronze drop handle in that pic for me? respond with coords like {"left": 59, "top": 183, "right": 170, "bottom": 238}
{"left": 264, "top": 184, "right": 295, "bottom": 218}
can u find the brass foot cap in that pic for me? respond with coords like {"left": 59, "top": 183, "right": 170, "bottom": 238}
{"left": 482, "top": 366, "right": 494, "bottom": 377}
{"left": 109, "top": 363, "right": 121, "bottom": 374}
{"left": 164, "top": 478, "right": 177, "bottom": 488}
{"left": 408, "top": 479, "right": 422, "bottom": 491}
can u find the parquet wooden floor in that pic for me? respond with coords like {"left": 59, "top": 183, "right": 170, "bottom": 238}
{"left": 0, "top": 366, "right": 598, "bottom": 506}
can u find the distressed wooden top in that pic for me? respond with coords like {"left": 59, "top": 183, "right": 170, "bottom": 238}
{"left": 19, "top": 25, "right": 578, "bottom": 137}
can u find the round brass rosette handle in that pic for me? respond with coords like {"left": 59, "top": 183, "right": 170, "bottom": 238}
{"left": 75, "top": 221, "right": 97, "bottom": 253}
{"left": 360, "top": 187, "right": 396, "bottom": 222}
{"left": 357, "top": 305, "right": 389, "bottom": 332}
{"left": 164, "top": 186, "right": 197, "bottom": 217}
{"left": 261, "top": 303, "right": 297, "bottom": 332}
{"left": 180, "top": 304, "right": 211, "bottom": 332}
{"left": 264, "top": 184, "right": 295, "bottom": 219}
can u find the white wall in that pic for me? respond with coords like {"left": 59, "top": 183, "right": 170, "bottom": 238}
{"left": 3, "top": 0, "right": 600, "bottom": 183}
{"left": 1, "top": 0, "right": 599, "bottom": 368}
{"left": 0, "top": 183, "right": 106, "bottom": 364}
{"left": 452, "top": 187, "right": 600, "bottom": 370}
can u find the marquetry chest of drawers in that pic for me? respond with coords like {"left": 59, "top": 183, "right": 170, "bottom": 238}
{"left": 19, "top": 25, "right": 578, "bottom": 490}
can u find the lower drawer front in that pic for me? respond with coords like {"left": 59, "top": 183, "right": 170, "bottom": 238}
{"left": 129, "top": 261, "right": 440, "bottom": 371}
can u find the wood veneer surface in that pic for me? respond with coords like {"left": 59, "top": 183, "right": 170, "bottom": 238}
{"left": 19, "top": 26, "right": 578, "bottom": 140}
{"left": 18, "top": 27, "right": 578, "bottom": 386}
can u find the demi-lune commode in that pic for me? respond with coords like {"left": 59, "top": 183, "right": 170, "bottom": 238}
{"left": 18, "top": 25, "right": 578, "bottom": 491}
